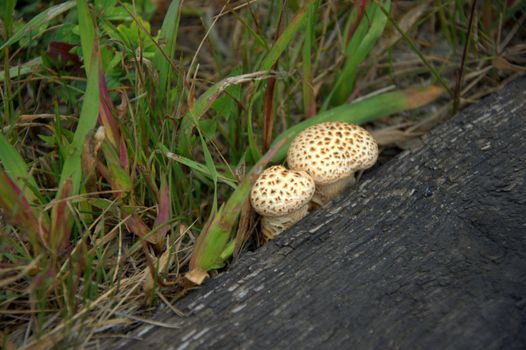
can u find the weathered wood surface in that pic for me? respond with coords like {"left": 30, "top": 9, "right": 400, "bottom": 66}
{"left": 112, "top": 77, "right": 526, "bottom": 350}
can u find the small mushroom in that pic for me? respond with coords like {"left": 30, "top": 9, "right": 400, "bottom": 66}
{"left": 287, "top": 121, "right": 378, "bottom": 205}
{"left": 250, "top": 165, "right": 315, "bottom": 241}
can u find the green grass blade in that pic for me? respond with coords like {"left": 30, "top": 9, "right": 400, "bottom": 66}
{"left": 153, "top": 0, "right": 181, "bottom": 103}
{"left": 0, "top": 57, "right": 41, "bottom": 82}
{"left": 0, "top": 134, "right": 39, "bottom": 202}
{"left": 3, "top": 0, "right": 17, "bottom": 38}
{"left": 177, "top": 72, "right": 278, "bottom": 156}
{"left": 376, "top": 1, "right": 453, "bottom": 97}
{"left": 259, "top": 0, "right": 311, "bottom": 71}
{"left": 49, "top": 179, "right": 73, "bottom": 255}
{"left": 77, "top": 0, "right": 95, "bottom": 73}
{"left": 246, "top": 90, "right": 263, "bottom": 162}
{"left": 199, "top": 132, "right": 219, "bottom": 215}
{"left": 272, "top": 85, "right": 444, "bottom": 162}
{"left": 302, "top": 1, "right": 319, "bottom": 118}
{"left": 58, "top": 54, "right": 100, "bottom": 194}
{"left": 231, "top": 11, "right": 270, "bottom": 52}
{"left": 0, "top": 170, "right": 48, "bottom": 239}
{"left": 246, "top": 1, "right": 314, "bottom": 157}
{"left": 165, "top": 151, "right": 237, "bottom": 189}
{"left": 0, "top": 1, "right": 76, "bottom": 52}
{"left": 2, "top": 0, "right": 18, "bottom": 125}
{"left": 325, "top": 0, "right": 391, "bottom": 107}
{"left": 57, "top": 0, "right": 100, "bottom": 194}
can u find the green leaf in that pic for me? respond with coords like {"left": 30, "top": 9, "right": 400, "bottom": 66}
{"left": 199, "top": 119, "right": 217, "bottom": 140}
{"left": 116, "top": 16, "right": 157, "bottom": 58}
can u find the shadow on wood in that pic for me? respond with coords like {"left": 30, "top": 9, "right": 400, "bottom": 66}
{"left": 110, "top": 77, "right": 526, "bottom": 349}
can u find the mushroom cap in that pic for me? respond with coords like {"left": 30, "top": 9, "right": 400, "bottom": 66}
{"left": 287, "top": 121, "right": 378, "bottom": 185}
{"left": 250, "top": 165, "right": 315, "bottom": 217}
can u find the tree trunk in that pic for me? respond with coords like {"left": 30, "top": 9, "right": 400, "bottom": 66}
{"left": 111, "top": 77, "right": 526, "bottom": 350}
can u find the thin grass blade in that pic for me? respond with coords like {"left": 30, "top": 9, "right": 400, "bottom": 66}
{"left": 98, "top": 140, "right": 132, "bottom": 195}
{"left": 49, "top": 179, "right": 73, "bottom": 255}
{"left": 177, "top": 71, "right": 280, "bottom": 155}
{"left": 376, "top": 0, "right": 452, "bottom": 97}
{"left": 58, "top": 51, "right": 100, "bottom": 194}
{"left": 325, "top": 0, "right": 391, "bottom": 107}
{"left": 199, "top": 133, "right": 219, "bottom": 214}
{"left": 258, "top": 1, "right": 312, "bottom": 71}
{"left": 0, "top": 57, "right": 41, "bottom": 82}
{"left": 165, "top": 151, "right": 237, "bottom": 189}
{"left": 153, "top": 173, "right": 171, "bottom": 239}
{"left": 302, "top": 1, "right": 319, "bottom": 118}
{"left": 0, "top": 170, "right": 48, "bottom": 239}
{"left": 0, "top": 134, "right": 40, "bottom": 202}
{"left": 153, "top": 0, "right": 181, "bottom": 104}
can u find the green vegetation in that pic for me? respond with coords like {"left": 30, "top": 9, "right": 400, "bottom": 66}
{"left": 1, "top": 0, "right": 524, "bottom": 347}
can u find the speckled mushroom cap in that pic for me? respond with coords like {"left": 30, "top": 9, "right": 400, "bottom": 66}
{"left": 287, "top": 121, "right": 378, "bottom": 185}
{"left": 250, "top": 165, "right": 315, "bottom": 217}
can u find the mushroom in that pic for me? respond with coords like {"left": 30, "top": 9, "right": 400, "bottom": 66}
{"left": 287, "top": 121, "right": 378, "bottom": 205}
{"left": 250, "top": 165, "right": 315, "bottom": 241}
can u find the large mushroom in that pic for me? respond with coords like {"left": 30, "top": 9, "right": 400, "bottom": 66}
{"left": 250, "top": 165, "right": 315, "bottom": 241}
{"left": 287, "top": 121, "right": 378, "bottom": 205}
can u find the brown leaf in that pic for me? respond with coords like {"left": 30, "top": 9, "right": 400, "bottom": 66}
{"left": 233, "top": 197, "right": 253, "bottom": 258}
{"left": 370, "top": 129, "right": 422, "bottom": 146}
{"left": 125, "top": 215, "right": 161, "bottom": 245}
{"left": 50, "top": 179, "right": 74, "bottom": 254}
{"left": 404, "top": 85, "right": 444, "bottom": 110}
{"left": 185, "top": 267, "right": 209, "bottom": 285}
{"left": 492, "top": 56, "right": 526, "bottom": 73}
{"left": 153, "top": 175, "right": 171, "bottom": 240}
{"left": 143, "top": 244, "right": 174, "bottom": 301}
{"left": 373, "top": 2, "right": 429, "bottom": 55}
{"left": 0, "top": 170, "right": 49, "bottom": 240}
{"left": 0, "top": 331, "right": 16, "bottom": 350}
{"left": 47, "top": 41, "right": 81, "bottom": 66}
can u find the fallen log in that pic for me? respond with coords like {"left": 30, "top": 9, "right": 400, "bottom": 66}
{"left": 112, "top": 77, "right": 526, "bottom": 349}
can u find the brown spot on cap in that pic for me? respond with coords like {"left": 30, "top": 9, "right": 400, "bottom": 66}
{"left": 286, "top": 122, "right": 378, "bottom": 185}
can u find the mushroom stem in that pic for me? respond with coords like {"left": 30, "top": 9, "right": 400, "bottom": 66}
{"left": 261, "top": 203, "right": 309, "bottom": 241}
{"left": 313, "top": 175, "right": 356, "bottom": 205}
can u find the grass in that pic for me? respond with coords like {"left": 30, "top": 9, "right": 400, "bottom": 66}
{"left": 0, "top": 0, "right": 525, "bottom": 348}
